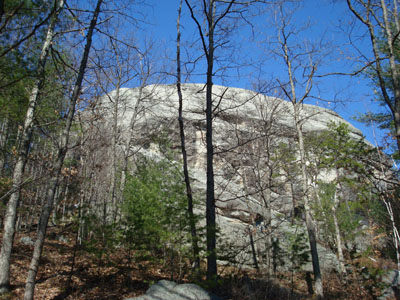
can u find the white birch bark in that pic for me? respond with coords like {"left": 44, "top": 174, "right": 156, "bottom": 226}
{"left": 332, "top": 189, "right": 347, "bottom": 275}
{"left": 277, "top": 12, "right": 324, "bottom": 296}
{"left": 23, "top": 1, "right": 102, "bottom": 299}
{"left": 294, "top": 107, "right": 324, "bottom": 298}
{"left": 0, "top": 0, "right": 64, "bottom": 293}
{"left": 0, "top": 119, "right": 8, "bottom": 174}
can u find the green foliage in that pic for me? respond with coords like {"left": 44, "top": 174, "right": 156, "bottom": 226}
{"left": 81, "top": 212, "right": 120, "bottom": 261}
{"left": 0, "top": 0, "right": 74, "bottom": 176}
{"left": 307, "top": 122, "right": 373, "bottom": 200}
{"left": 122, "top": 156, "right": 192, "bottom": 265}
{"left": 273, "top": 142, "right": 299, "bottom": 177}
{"left": 315, "top": 182, "right": 363, "bottom": 247}
{"left": 286, "top": 229, "right": 309, "bottom": 272}
{"left": 355, "top": 27, "right": 400, "bottom": 156}
{"left": 0, "top": 177, "right": 11, "bottom": 199}
{"left": 271, "top": 236, "right": 285, "bottom": 273}
{"left": 0, "top": 177, "right": 11, "bottom": 213}
{"left": 306, "top": 122, "right": 376, "bottom": 245}
{"left": 307, "top": 122, "right": 369, "bottom": 175}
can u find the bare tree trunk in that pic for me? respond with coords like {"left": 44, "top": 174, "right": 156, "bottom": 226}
{"left": 249, "top": 229, "right": 259, "bottom": 269}
{"left": 119, "top": 83, "right": 147, "bottom": 198}
{"left": 0, "top": 119, "right": 8, "bottom": 174}
{"left": 64, "top": 193, "right": 81, "bottom": 294}
{"left": 205, "top": 19, "right": 217, "bottom": 283}
{"left": 110, "top": 84, "right": 120, "bottom": 223}
{"left": 94, "top": 36, "right": 144, "bottom": 223}
{"left": 60, "top": 184, "right": 69, "bottom": 222}
{"left": 275, "top": 6, "right": 324, "bottom": 294}
{"left": 294, "top": 107, "right": 324, "bottom": 299}
{"left": 176, "top": 0, "right": 200, "bottom": 272}
{"left": 0, "top": 0, "right": 4, "bottom": 23}
{"left": 105, "top": 38, "right": 125, "bottom": 222}
{"left": 262, "top": 186, "right": 272, "bottom": 275}
{"left": 384, "top": 199, "right": 400, "bottom": 271}
{"left": 23, "top": 2, "right": 102, "bottom": 299}
{"left": 332, "top": 189, "right": 347, "bottom": 276}
{"left": 119, "top": 57, "right": 152, "bottom": 199}
{"left": 184, "top": 0, "right": 236, "bottom": 282}
{"left": 79, "top": 150, "right": 96, "bottom": 244}
{"left": 0, "top": 1, "right": 64, "bottom": 294}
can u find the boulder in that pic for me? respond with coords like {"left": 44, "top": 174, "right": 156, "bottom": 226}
{"left": 124, "top": 280, "right": 222, "bottom": 300}
{"left": 379, "top": 270, "right": 400, "bottom": 300}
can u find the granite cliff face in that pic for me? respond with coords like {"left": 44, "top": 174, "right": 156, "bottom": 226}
{"left": 92, "top": 83, "right": 372, "bottom": 272}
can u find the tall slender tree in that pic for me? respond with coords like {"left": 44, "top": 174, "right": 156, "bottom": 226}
{"left": 176, "top": 0, "right": 200, "bottom": 272}
{"left": 271, "top": 3, "right": 325, "bottom": 298}
{"left": 184, "top": 0, "right": 236, "bottom": 281}
{"left": 92, "top": 35, "right": 142, "bottom": 223}
{"left": 183, "top": 0, "right": 264, "bottom": 281}
{"left": 0, "top": 0, "right": 65, "bottom": 294}
{"left": 23, "top": 1, "right": 103, "bottom": 299}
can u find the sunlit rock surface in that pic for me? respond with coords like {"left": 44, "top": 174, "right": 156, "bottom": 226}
{"left": 124, "top": 280, "right": 222, "bottom": 300}
{"left": 92, "top": 83, "right": 375, "bottom": 272}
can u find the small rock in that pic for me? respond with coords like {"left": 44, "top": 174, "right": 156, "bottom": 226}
{"left": 20, "top": 236, "right": 34, "bottom": 246}
{"left": 56, "top": 235, "right": 69, "bottom": 243}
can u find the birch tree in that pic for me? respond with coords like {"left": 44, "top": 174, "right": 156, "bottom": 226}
{"left": 270, "top": 3, "right": 326, "bottom": 298}
{"left": 0, "top": 0, "right": 64, "bottom": 293}
{"left": 23, "top": 1, "right": 103, "bottom": 299}
{"left": 92, "top": 35, "right": 143, "bottom": 223}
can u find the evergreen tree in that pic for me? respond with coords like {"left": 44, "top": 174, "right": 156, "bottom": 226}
{"left": 347, "top": 0, "right": 400, "bottom": 156}
{"left": 308, "top": 122, "right": 376, "bottom": 276}
{"left": 122, "top": 157, "right": 192, "bottom": 276}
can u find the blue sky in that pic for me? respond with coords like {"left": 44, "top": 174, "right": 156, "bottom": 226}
{"left": 114, "top": 0, "right": 388, "bottom": 147}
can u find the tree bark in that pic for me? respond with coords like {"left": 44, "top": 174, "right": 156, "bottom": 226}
{"left": 110, "top": 82, "right": 120, "bottom": 223}
{"left": 0, "top": 119, "right": 8, "bottom": 175}
{"left": 249, "top": 229, "right": 259, "bottom": 269}
{"left": 176, "top": 0, "right": 200, "bottom": 272}
{"left": 277, "top": 10, "right": 324, "bottom": 295}
{"left": 23, "top": 1, "right": 102, "bottom": 299}
{"left": 205, "top": 1, "right": 217, "bottom": 280}
{"left": 119, "top": 78, "right": 148, "bottom": 198}
{"left": 184, "top": 0, "right": 236, "bottom": 282}
{"left": 332, "top": 189, "right": 347, "bottom": 276}
{"left": 0, "top": 0, "right": 4, "bottom": 23}
{"left": 294, "top": 107, "right": 324, "bottom": 299}
{"left": 106, "top": 38, "right": 125, "bottom": 223}
{"left": 0, "top": 0, "right": 64, "bottom": 294}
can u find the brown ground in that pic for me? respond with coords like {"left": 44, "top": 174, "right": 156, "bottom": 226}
{"left": 0, "top": 228, "right": 392, "bottom": 300}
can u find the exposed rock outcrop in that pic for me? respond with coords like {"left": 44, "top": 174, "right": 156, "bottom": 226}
{"left": 86, "top": 83, "right": 382, "bottom": 272}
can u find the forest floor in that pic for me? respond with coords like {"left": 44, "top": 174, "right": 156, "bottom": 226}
{"left": 0, "top": 227, "right": 388, "bottom": 300}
